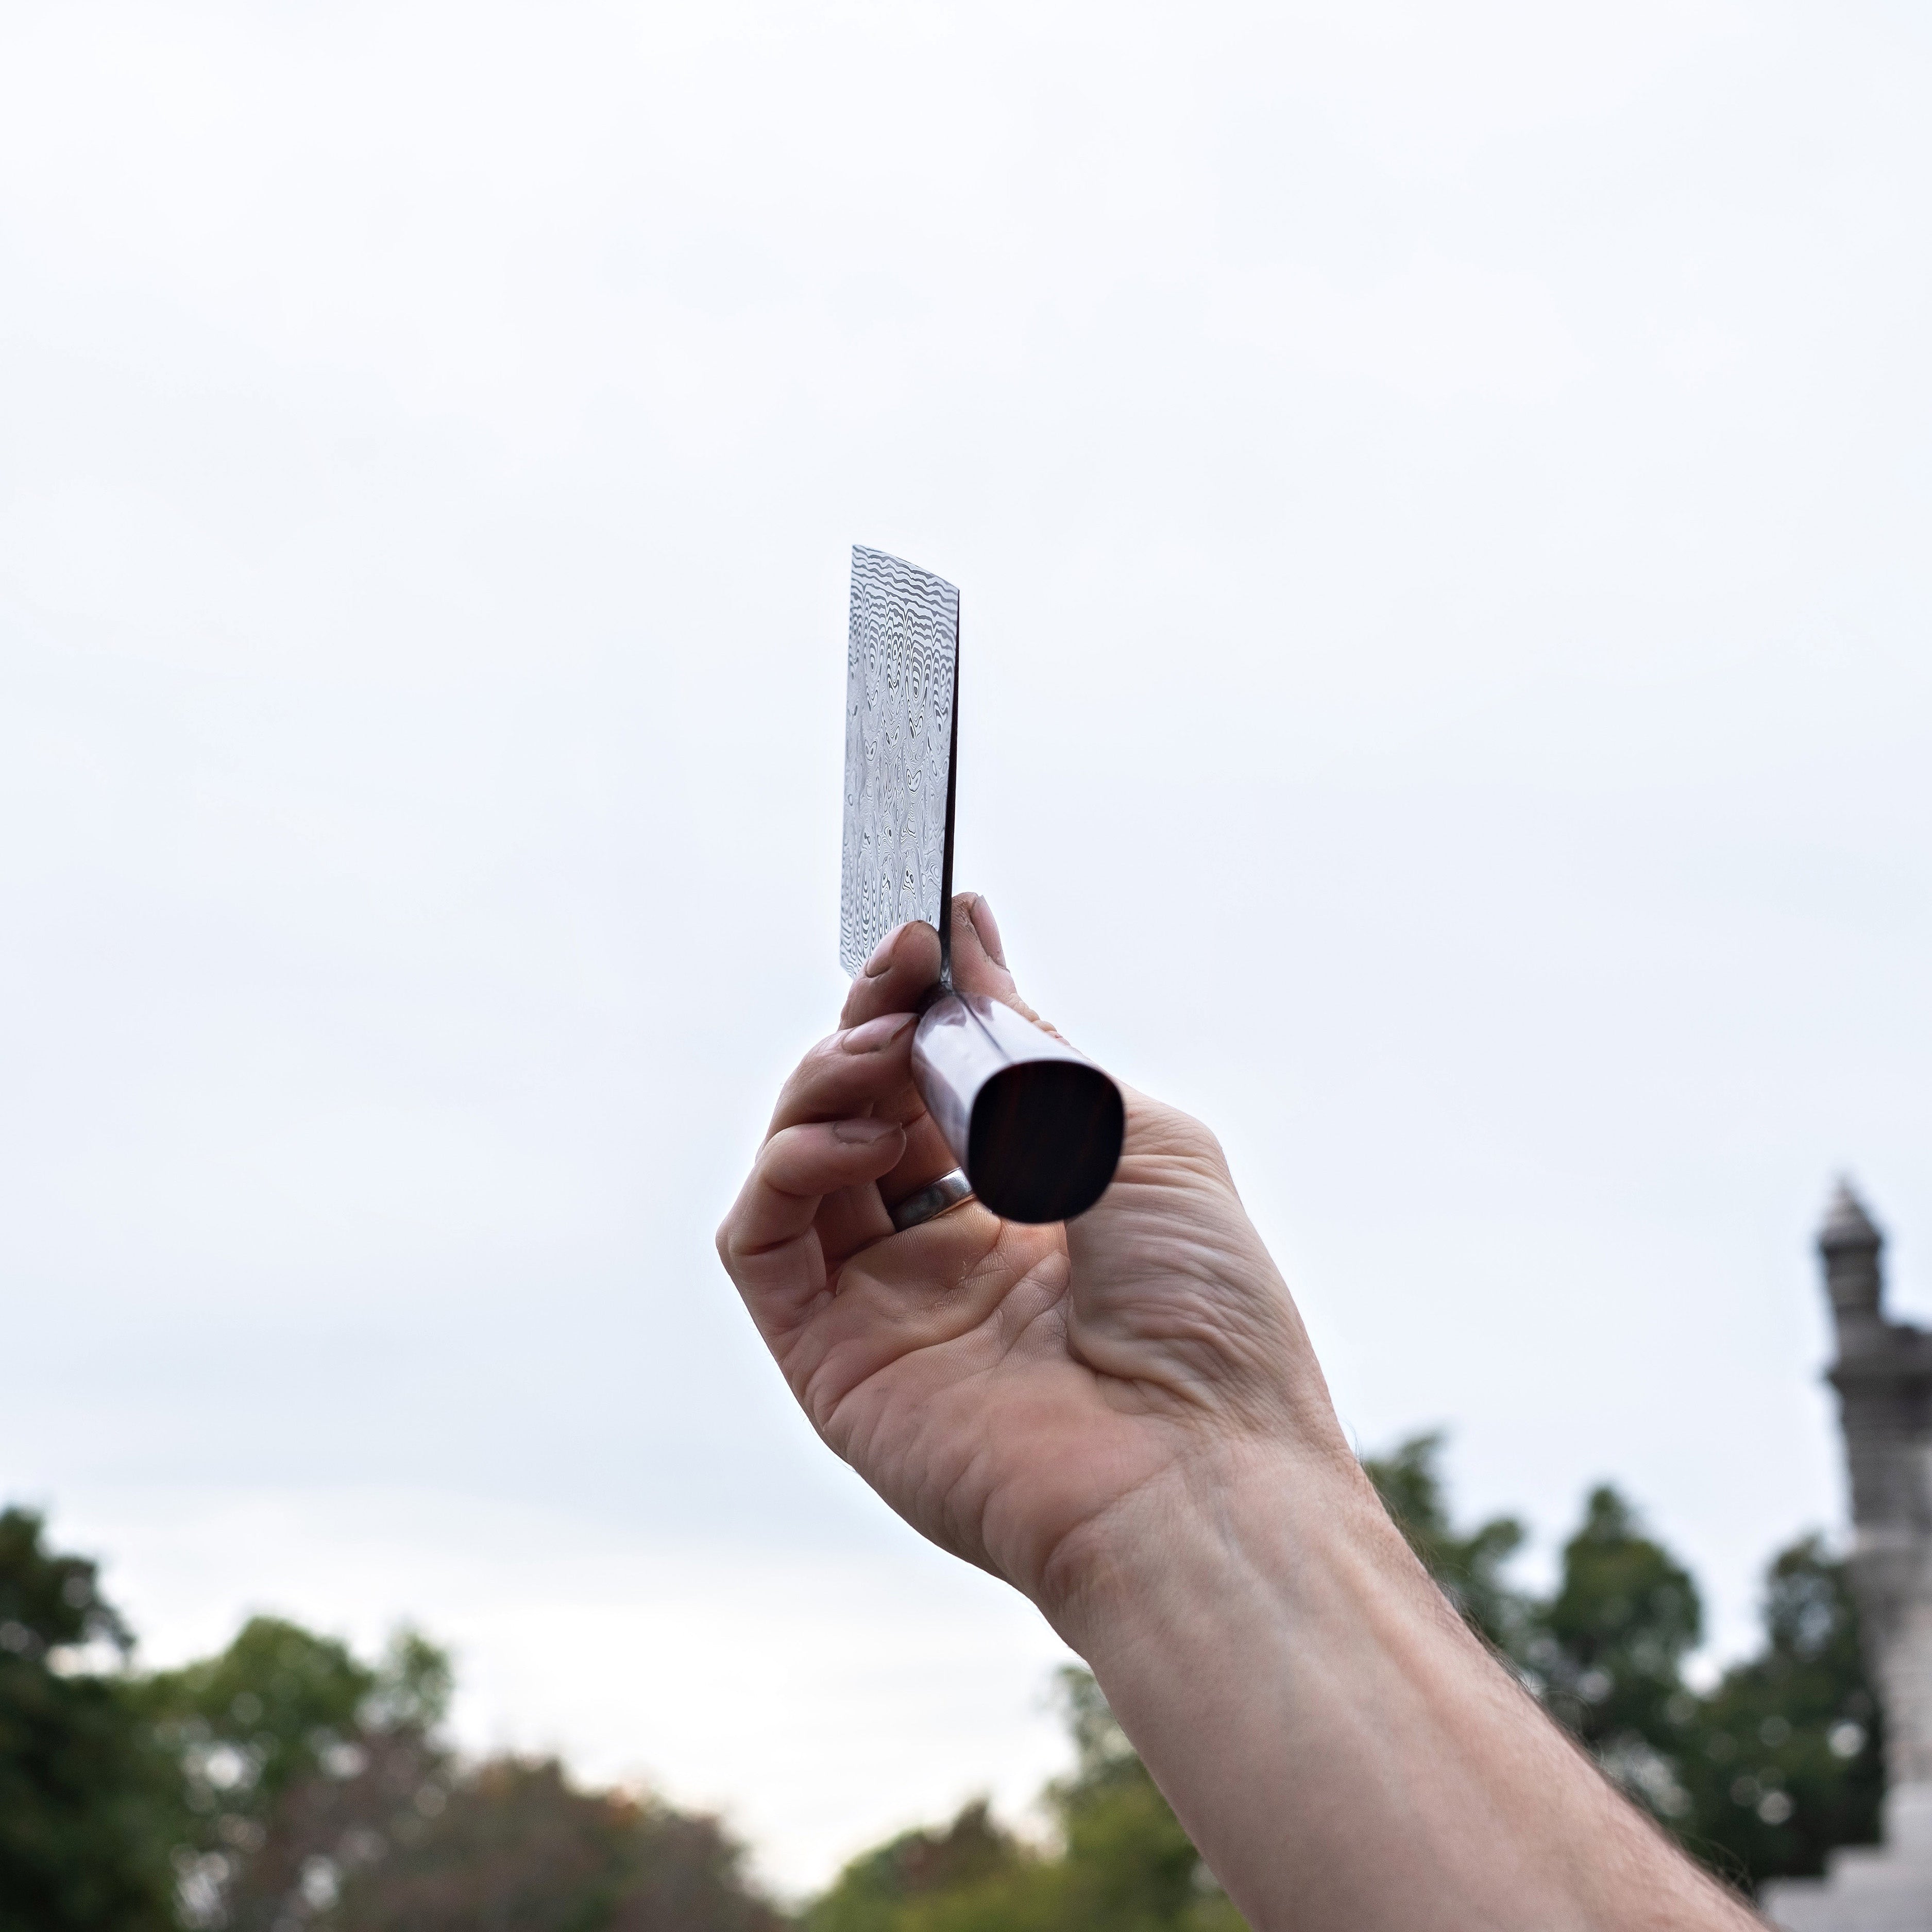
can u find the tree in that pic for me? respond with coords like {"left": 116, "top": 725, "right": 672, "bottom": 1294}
{"left": 6, "top": 1460, "right": 1891, "bottom": 1924}
{"left": 326, "top": 1753, "right": 787, "bottom": 1932}
{"left": 0, "top": 1507, "right": 177, "bottom": 1932}
{"left": 139, "top": 1616, "right": 784, "bottom": 1932}
{"left": 1361, "top": 1436, "right": 1885, "bottom": 1896}
{"left": 801, "top": 1800, "right": 1031, "bottom": 1932}
{"left": 1526, "top": 1483, "right": 1703, "bottom": 1819}
{"left": 1676, "top": 1537, "right": 1883, "bottom": 1889}
{"left": 1367, "top": 1439, "right": 1703, "bottom": 1818}
{"left": 804, "top": 1669, "right": 1246, "bottom": 1932}
{"left": 138, "top": 1616, "right": 452, "bottom": 1929}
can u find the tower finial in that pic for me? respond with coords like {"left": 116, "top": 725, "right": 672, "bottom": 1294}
{"left": 1820, "top": 1178, "right": 1883, "bottom": 1254}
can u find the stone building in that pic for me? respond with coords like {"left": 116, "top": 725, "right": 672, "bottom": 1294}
{"left": 1765, "top": 1186, "right": 1932, "bottom": 1930}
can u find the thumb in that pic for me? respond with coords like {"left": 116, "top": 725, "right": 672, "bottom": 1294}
{"left": 947, "top": 893, "right": 1061, "bottom": 1037}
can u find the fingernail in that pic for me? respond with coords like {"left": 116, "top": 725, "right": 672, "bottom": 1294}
{"left": 968, "top": 895, "right": 1006, "bottom": 967}
{"left": 834, "top": 1115, "right": 901, "bottom": 1143}
{"left": 863, "top": 924, "right": 906, "bottom": 976}
{"left": 842, "top": 1011, "right": 918, "bottom": 1054}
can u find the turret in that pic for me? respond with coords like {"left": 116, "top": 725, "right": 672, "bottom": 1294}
{"left": 1819, "top": 1181, "right": 1885, "bottom": 1348}
{"left": 1761, "top": 1187, "right": 1932, "bottom": 1914}
{"left": 1816, "top": 1181, "right": 1932, "bottom": 1791}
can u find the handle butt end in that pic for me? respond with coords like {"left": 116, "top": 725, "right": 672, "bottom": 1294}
{"left": 911, "top": 993, "right": 1124, "bottom": 1225}
{"left": 969, "top": 1060, "right": 1123, "bottom": 1224}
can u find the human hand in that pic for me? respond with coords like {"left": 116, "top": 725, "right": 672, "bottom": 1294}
{"left": 715, "top": 895, "right": 1355, "bottom": 1625}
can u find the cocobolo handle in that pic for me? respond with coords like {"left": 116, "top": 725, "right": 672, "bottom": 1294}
{"left": 910, "top": 993, "right": 1124, "bottom": 1224}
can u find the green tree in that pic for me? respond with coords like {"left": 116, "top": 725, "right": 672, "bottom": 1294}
{"left": 139, "top": 1615, "right": 452, "bottom": 1928}
{"left": 0, "top": 1507, "right": 177, "bottom": 1932}
{"left": 138, "top": 1613, "right": 783, "bottom": 1931}
{"left": 805, "top": 1670, "right": 1245, "bottom": 1932}
{"left": 1530, "top": 1485, "right": 1702, "bottom": 1776}
{"left": 1367, "top": 1445, "right": 1704, "bottom": 1821}
{"left": 801, "top": 1800, "right": 1031, "bottom": 1932}
{"left": 144, "top": 1615, "right": 391, "bottom": 1812}
{"left": 1363, "top": 1440, "right": 1885, "bottom": 1895}
{"left": 1676, "top": 1536, "right": 1883, "bottom": 1891}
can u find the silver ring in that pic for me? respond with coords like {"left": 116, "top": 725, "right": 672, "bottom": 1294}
{"left": 890, "top": 1167, "right": 976, "bottom": 1232}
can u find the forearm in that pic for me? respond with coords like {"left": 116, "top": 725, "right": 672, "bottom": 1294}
{"left": 1041, "top": 1441, "right": 1760, "bottom": 1932}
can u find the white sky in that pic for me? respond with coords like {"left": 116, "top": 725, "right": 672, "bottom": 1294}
{"left": 3, "top": 0, "right": 1931, "bottom": 1897}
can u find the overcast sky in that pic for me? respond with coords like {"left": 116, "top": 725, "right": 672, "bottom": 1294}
{"left": 4, "top": 0, "right": 1931, "bottom": 1896}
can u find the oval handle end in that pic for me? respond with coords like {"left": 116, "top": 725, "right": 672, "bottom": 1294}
{"left": 911, "top": 993, "right": 1124, "bottom": 1224}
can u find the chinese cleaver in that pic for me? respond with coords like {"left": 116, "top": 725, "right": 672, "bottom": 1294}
{"left": 840, "top": 545, "right": 1125, "bottom": 1224}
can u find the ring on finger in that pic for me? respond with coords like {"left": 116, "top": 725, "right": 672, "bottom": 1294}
{"left": 889, "top": 1167, "right": 976, "bottom": 1233}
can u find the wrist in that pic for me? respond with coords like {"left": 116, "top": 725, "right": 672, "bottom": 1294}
{"left": 1032, "top": 1430, "right": 1755, "bottom": 1932}
{"left": 1033, "top": 1429, "right": 1386, "bottom": 1666}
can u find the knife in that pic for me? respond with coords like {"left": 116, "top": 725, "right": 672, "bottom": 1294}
{"left": 840, "top": 545, "right": 1124, "bottom": 1224}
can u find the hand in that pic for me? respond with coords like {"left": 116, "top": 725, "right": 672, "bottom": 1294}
{"left": 715, "top": 894, "right": 1354, "bottom": 1622}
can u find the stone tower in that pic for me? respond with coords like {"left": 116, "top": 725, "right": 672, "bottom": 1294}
{"left": 1765, "top": 1184, "right": 1932, "bottom": 1929}
{"left": 1819, "top": 1184, "right": 1932, "bottom": 1789}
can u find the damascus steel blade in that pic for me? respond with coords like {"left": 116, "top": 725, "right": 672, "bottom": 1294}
{"left": 840, "top": 546, "right": 959, "bottom": 979}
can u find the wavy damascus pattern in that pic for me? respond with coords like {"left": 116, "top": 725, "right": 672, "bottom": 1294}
{"left": 840, "top": 546, "right": 959, "bottom": 977}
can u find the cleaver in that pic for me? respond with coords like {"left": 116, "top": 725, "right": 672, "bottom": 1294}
{"left": 840, "top": 545, "right": 1124, "bottom": 1224}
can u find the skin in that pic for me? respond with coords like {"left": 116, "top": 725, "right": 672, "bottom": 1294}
{"left": 717, "top": 895, "right": 1764, "bottom": 1931}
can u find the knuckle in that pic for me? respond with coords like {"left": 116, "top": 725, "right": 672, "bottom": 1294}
{"left": 787, "top": 1035, "right": 843, "bottom": 1089}
{"left": 1139, "top": 1101, "right": 1227, "bottom": 1171}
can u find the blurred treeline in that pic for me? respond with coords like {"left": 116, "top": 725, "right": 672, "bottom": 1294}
{"left": 0, "top": 1506, "right": 784, "bottom": 1932}
{"left": 1, "top": 1439, "right": 1885, "bottom": 1929}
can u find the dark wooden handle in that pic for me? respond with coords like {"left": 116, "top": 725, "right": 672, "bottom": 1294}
{"left": 910, "top": 994, "right": 1124, "bottom": 1224}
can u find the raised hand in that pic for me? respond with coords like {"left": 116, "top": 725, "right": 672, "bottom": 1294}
{"left": 715, "top": 892, "right": 1353, "bottom": 1617}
